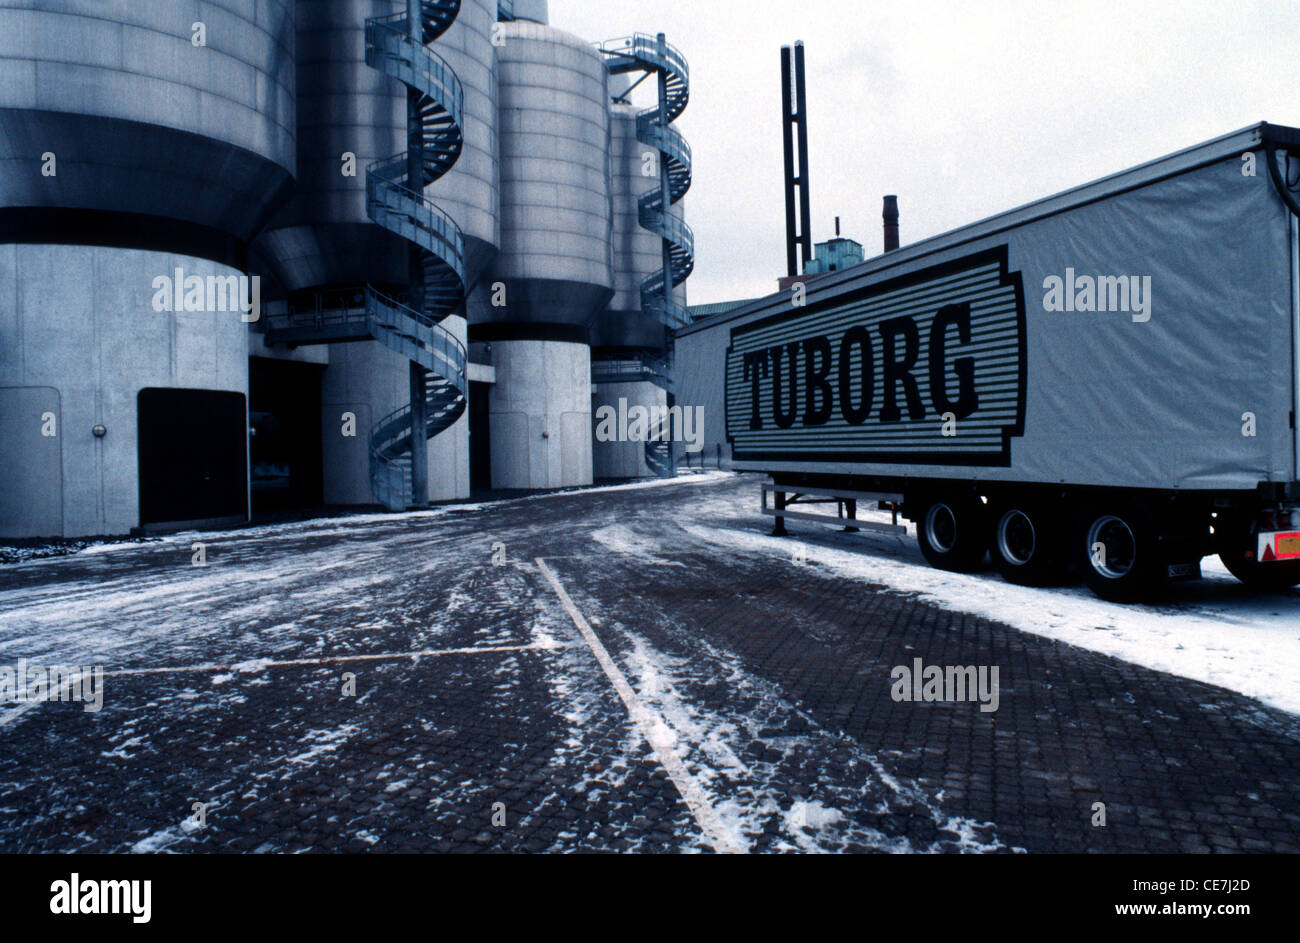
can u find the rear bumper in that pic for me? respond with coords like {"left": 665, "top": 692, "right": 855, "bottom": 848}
{"left": 1256, "top": 530, "right": 1300, "bottom": 562}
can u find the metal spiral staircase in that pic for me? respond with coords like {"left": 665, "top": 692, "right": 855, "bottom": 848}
{"left": 643, "top": 424, "right": 674, "bottom": 477}
{"left": 600, "top": 33, "right": 694, "bottom": 329}
{"left": 266, "top": 1, "right": 468, "bottom": 510}
{"left": 600, "top": 33, "right": 693, "bottom": 477}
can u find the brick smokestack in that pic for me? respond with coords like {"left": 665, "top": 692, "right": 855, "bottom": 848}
{"left": 883, "top": 195, "right": 899, "bottom": 252}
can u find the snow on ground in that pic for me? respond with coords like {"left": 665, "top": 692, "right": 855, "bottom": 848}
{"left": 0, "top": 470, "right": 734, "bottom": 569}
{"left": 682, "top": 482, "right": 1300, "bottom": 716}
{"left": 611, "top": 628, "right": 1014, "bottom": 853}
{"left": 0, "top": 547, "right": 396, "bottom": 667}
{"left": 590, "top": 524, "right": 687, "bottom": 569}
{"left": 0, "top": 536, "right": 164, "bottom": 566}
{"left": 3, "top": 469, "right": 1294, "bottom": 852}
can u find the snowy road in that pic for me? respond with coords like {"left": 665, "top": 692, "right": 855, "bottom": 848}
{"left": 0, "top": 472, "right": 1297, "bottom": 853}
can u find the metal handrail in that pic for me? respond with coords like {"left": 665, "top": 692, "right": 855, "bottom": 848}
{"left": 366, "top": 18, "right": 465, "bottom": 119}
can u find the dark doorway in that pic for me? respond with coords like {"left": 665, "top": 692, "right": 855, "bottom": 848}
{"left": 249, "top": 357, "right": 325, "bottom": 512}
{"left": 469, "top": 380, "right": 492, "bottom": 492}
{"left": 138, "top": 388, "right": 248, "bottom": 527}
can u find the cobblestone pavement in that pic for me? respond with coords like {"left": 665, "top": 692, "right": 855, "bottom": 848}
{"left": 0, "top": 473, "right": 1297, "bottom": 853}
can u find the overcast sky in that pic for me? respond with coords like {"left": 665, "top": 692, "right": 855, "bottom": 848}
{"left": 548, "top": 0, "right": 1300, "bottom": 304}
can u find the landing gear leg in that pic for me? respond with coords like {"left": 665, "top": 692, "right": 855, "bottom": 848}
{"left": 841, "top": 499, "right": 859, "bottom": 533}
{"left": 772, "top": 489, "right": 789, "bottom": 537}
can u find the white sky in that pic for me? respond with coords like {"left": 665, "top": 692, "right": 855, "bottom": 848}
{"left": 548, "top": 0, "right": 1300, "bottom": 304}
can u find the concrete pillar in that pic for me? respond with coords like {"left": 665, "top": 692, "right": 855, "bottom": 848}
{"left": 426, "top": 314, "right": 470, "bottom": 502}
{"left": 320, "top": 321, "right": 471, "bottom": 506}
{"left": 592, "top": 379, "right": 666, "bottom": 479}
{"left": 321, "top": 341, "right": 401, "bottom": 506}
{"left": 0, "top": 244, "right": 249, "bottom": 537}
{"left": 489, "top": 340, "right": 591, "bottom": 489}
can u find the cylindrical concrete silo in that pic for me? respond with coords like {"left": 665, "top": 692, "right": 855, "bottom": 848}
{"left": 256, "top": 0, "right": 490, "bottom": 506}
{"left": 254, "top": 0, "right": 406, "bottom": 509}
{"left": 481, "top": 16, "right": 613, "bottom": 490}
{"left": 427, "top": 0, "right": 500, "bottom": 288}
{"left": 257, "top": 0, "right": 404, "bottom": 293}
{"left": 0, "top": 1, "right": 296, "bottom": 537}
{"left": 417, "top": 0, "right": 499, "bottom": 500}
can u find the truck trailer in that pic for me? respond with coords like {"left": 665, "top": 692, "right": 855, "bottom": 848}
{"left": 676, "top": 123, "right": 1300, "bottom": 600}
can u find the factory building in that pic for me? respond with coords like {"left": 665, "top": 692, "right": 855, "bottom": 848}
{"left": 0, "top": 0, "right": 692, "bottom": 538}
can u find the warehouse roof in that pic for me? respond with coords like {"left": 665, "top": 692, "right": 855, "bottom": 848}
{"left": 687, "top": 299, "right": 761, "bottom": 320}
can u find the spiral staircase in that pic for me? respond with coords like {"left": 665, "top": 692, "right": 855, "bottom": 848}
{"left": 266, "top": 2, "right": 468, "bottom": 510}
{"left": 600, "top": 33, "right": 694, "bottom": 329}
{"left": 599, "top": 34, "right": 693, "bottom": 477}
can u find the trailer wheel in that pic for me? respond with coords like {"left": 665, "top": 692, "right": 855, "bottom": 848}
{"left": 1075, "top": 503, "right": 1165, "bottom": 602}
{"left": 916, "top": 493, "right": 987, "bottom": 572}
{"left": 991, "top": 504, "right": 1063, "bottom": 585}
{"left": 1215, "top": 515, "right": 1300, "bottom": 591}
{"left": 1218, "top": 550, "right": 1300, "bottom": 590}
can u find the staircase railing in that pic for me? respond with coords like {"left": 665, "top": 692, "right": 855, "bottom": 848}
{"left": 599, "top": 33, "right": 694, "bottom": 331}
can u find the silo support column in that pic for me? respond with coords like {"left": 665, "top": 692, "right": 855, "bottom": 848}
{"left": 409, "top": 362, "right": 429, "bottom": 506}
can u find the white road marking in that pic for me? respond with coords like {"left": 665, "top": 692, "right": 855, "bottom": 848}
{"left": 535, "top": 557, "right": 746, "bottom": 854}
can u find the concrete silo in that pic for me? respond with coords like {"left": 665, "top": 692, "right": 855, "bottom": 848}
{"left": 256, "top": 0, "right": 482, "bottom": 507}
{"left": 0, "top": 0, "right": 695, "bottom": 539}
{"left": 479, "top": 13, "right": 613, "bottom": 490}
{"left": 0, "top": 1, "right": 296, "bottom": 536}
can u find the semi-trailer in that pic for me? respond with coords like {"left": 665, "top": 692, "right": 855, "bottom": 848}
{"left": 676, "top": 123, "right": 1300, "bottom": 600}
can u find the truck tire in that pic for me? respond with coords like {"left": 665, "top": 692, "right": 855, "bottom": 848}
{"left": 1075, "top": 502, "right": 1166, "bottom": 602}
{"left": 991, "top": 503, "right": 1064, "bottom": 585}
{"left": 916, "top": 492, "right": 987, "bottom": 572}
{"left": 1215, "top": 515, "right": 1300, "bottom": 591}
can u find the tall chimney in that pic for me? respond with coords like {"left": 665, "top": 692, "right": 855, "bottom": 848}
{"left": 780, "top": 41, "right": 812, "bottom": 276}
{"left": 882, "top": 195, "right": 899, "bottom": 252}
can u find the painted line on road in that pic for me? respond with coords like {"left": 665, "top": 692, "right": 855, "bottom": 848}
{"left": 534, "top": 556, "right": 745, "bottom": 855}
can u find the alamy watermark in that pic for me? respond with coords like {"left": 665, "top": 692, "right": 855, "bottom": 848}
{"left": 594, "top": 399, "right": 705, "bottom": 453}
{"left": 890, "top": 658, "right": 999, "bottom": 712}
{"left": 50, "top": 873, "right": 150, "bottom": 923}
{"left": 1042, "top": 267, "right": 1151, "bottom": 322}
{"left": 0, "top": 659, "right": 104, "bottom": 712}
{"left": 151, "top": 267, "right": 260, "bottom": 322}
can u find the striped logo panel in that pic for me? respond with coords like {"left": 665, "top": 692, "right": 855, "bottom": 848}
{"left": 725, "top": 247, "right": 1026, "bottom": 465}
